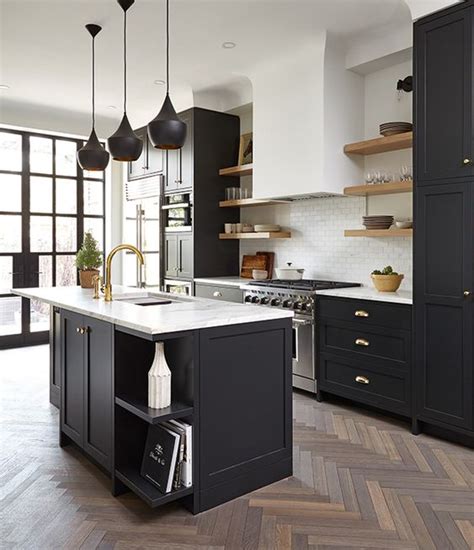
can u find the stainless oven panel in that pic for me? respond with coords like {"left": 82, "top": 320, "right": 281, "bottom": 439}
{"left": 164, "top": 279, "right": 192, "bottom": 296}
{"left": 292, "top": 317, "right": 315, "bottom": 381}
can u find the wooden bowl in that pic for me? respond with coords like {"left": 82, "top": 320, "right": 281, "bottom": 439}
{"left": 371, "top": 274, "right": 404, "bottom": 292}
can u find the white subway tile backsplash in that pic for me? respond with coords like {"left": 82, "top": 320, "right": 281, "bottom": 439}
{"left": 241, "top": 196, "right": 413, "bottom": 289}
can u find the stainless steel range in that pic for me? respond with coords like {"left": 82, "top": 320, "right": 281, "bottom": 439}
{"left": 243, "top": 279, "right": 360, "bottom": 394}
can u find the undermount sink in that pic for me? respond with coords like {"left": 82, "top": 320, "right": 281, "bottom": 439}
{"left": 115, "top": 292, "right": 174, "bottom": 307}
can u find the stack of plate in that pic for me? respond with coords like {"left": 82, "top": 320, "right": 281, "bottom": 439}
{"left": 254, "top": 224, "right": 281, "bottom": 232}
{"left": 379, "top": 122, "right": 412, "bottom": 137}
{"left": 363, "top": 215, "right": 393, "bottom": 230}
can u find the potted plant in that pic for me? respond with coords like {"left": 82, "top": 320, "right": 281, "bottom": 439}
{"left": 371, "top": 265, "right": 404, "bottom": 292}
{"left": 76, "top": 232, "right": 103, "bottom": 289}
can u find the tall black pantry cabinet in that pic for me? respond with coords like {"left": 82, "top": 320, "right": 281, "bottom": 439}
{"left": 414, "top": 2, "right": 474, "bottom": 441}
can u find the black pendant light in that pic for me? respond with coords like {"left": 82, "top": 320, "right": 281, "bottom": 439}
{"left": 78, "top": 24, "right": 110, "bottom": 171}
{"left": 107, "top": 0, "right": 143, "bottom": 161}
{"left": 147, "top": 0, "right": 187, "bottom": 150}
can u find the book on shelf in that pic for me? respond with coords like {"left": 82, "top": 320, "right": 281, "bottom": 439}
{"left": 140, "top": 420, "right": 193, "bottom": 494}
{"left": 140, "top": 424, "right": 180, "bottom": 494}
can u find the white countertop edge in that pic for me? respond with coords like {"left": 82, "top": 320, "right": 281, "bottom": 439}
{"left": 13, "top": 286, "right": 293, "bottom": 335}
{"left": 316, "top": 286, "right": 413, "bottom": 305}
{"left": 193, "top": 277, "right": 250, "bottom": 288}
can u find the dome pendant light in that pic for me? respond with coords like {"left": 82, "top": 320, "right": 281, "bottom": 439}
{"left": 108, "top": 0, "right": 143, "bottom": 161}
{"left": 78, "top": 24, "right": 110, "bottom": 172}
{"left": 147, "top": 0, "right": 186, "bottom": 150}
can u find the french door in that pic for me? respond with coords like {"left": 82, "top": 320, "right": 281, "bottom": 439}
{"left": 0, "top": 129, "right": 105, "bottom": 349}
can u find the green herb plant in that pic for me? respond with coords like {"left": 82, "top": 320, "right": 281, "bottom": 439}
{"left": 371, "top": 265, "right": 399, "bottom": 276}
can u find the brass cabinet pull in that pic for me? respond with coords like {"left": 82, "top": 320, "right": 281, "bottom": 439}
{"left": 76, "top": 327, "right": 87, "bottom": 335}
{"left": 463, "top": 158, "right": 472, "bottom": 166}
{"left": 355, "top": 375, "right": 370, "bottom": 385}
{"left": 355, "top": 310, "right": 369, "bottom": 318}
{"left": 464, "top": 290, "right": 471, "bottom": 297}
{"left": 213, "top": 291, "right": 223, "bottom": 298}
{"left": 355, "top": 338, "right": 370, "bottom": 347}
{"left": 76, "top": 327, "right": 82, "bottom": 334}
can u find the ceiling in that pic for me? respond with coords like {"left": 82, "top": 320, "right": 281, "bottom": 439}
{"left": 0, "top": 0, "right": 411, "bottom": 131}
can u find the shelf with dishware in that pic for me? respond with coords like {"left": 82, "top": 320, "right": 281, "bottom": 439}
{"left": 344, "top": 180, "right": 413, "bottom": 197}
{"left": 219, "top": 164, "right": 253, "bottom": 177}
{"left": 344, "top": 132, "right": 412, "bottom": 155}
{"left": 219, "top": 232, "right": 291, "bottom": 240}
{"left": 219, "top": 198, "right": 291, "bottom": 208}
{"left": 344, "top": 229, "right": 413, "bottom": 238}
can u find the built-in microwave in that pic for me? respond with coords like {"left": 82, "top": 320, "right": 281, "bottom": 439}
{"left": 164, "top": 279, "right": 193, "bottom": 296}
{"left": 162, "top": 193, "right": 192, "bottom": 232}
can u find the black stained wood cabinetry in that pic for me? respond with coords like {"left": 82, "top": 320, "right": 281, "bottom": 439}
{"left": 415, "top": 4, "right": 474, "bottom": 184}
{"left": 317, "top": 297, "right": 412, "bottom": 419}
{"left": 166, "top": 111, "right": 193, "bottom": 192}
{"left": 60, "top": 310, "right": 113, "bottom": 471}
{"left": 127, "top": 127, "right": 165, "bottom": 181}
{"left": 164, "top": 234, "right": 193, "bottom": 280}
{"left": 414, "top": 2, "right": 474, "bottom": 441}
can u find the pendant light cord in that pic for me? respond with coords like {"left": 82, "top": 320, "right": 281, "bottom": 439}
{"left": 166, "top": 0, "right": 170, "bottom": 95}
{"left": 124, "top": 8, "right": 127, "bottom": 113}
{"left": 91, "top": 35, "right": 96, "bottom": 128}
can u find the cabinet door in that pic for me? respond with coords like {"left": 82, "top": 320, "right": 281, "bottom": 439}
{"left": 178, "top": 234, "right": 193, "bottom": 279}
{"left": 60, "top": 310, "right": 85, "bottom": 446}
{"left": 415, "top": 183, "right": 473, "bottom": 430}
{"left": 83, "top": 317, "right": 113, "bottom": 471}
{"left": 146, "top": 138, "right": 165, "bottom": 177}
{"left": 127, "top": 127, "right": 148, "bottom": 181}
{"left": 164, "top": 234, "right": 178, "bottom": 278}
{"left": 165, "top": 150, "right": 180, "bottom": 193}
{"left": 415, "top": 7, "right": 473, "bottom": 183}
{"left": 179, "top": 111, "right": 193, "bottom": 190}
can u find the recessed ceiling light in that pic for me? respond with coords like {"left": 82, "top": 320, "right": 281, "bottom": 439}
{"left": 0, "top": 84, "right": 10, "bottom": 90}
{"left": 222, "top": 42, "right": 236, "bottom": 49}
{"left": 107, "top": 105, "right": 117, "bottom": 110}
{"left": 154, "top": 79, "right": 166, "bottom": 85}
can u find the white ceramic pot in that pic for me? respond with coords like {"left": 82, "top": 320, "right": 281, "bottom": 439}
{"left": 274, "top": 263, "right": 304, "bottom": 280}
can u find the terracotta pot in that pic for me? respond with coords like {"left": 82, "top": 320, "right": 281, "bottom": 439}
{"left": 371, "top": 274, "right": 404, "bottom": 293}
{"left": 79, "top": 269, "right": 100, "bottom": 289}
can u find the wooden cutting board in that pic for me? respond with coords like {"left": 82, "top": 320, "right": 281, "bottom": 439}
{"left": 240, "top": 255, "right": 268, "bottom": 278}
{"left": 256, "top": 251, "right": 275, "bottom": 279}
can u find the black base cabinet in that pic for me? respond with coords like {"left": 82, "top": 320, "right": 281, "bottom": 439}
{"left": 58, "top": 311, "right": 293, "bottom": 513}
{"left": 414, "top": 1, "right": 474, "bottom": 443}
{"left": 317, "top": 296, "right": 413, "bottom": 423}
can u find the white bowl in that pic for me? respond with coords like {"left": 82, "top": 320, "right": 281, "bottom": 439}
{"left": 395, "top": 220, "right": 413, "bottom": 229}
{"left": 252, "top": 269, "right": 268, "bottom": 280}
{"left": 274, "top": 267, "right": 304, "bottom": 280}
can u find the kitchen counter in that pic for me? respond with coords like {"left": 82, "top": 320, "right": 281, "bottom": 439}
{"left": 316, "top": 286, "right": 413, "bottom": 305}
{"left": 13, "top": 285, "right": 293, "bottom": 335}
{"left": 193, "top": 276, "right": 250, "bottom": 288}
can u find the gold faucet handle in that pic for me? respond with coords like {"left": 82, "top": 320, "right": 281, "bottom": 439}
{"left": 92, "top": 275, "right": 103, "bottom": 299}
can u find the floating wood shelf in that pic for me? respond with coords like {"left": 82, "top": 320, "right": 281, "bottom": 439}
{"left": 219, "top": 198, "right": 291, "bottom": 208}
{"left": 344, "top": 132, "right": 413, "bottom": 155}
{"left": 219, "top": 164, "right": 253, "bottom": 177}
{"left": 219, "top": 231, "right": 291, "bottom": 240}
{"left": 344, "top": 228, "right": 413, "bottom": 238}
{"left": 344, "top": 181, "right": 413, "bottom": 196}
{"left": 115, "top": 396, "right": 193, "bottom": 425}
{"left": 115, "top": 467, "right": 193, "bottom": 508}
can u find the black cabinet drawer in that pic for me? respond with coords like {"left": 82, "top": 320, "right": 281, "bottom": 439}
{"left": 320, "top": 320, "right": 410, "bottom": 367}
{"left": 318, "top": 297, "right": 411, "bottom": 330}
{"left": 319, "top": 353, "right": 410, "bottom": 415}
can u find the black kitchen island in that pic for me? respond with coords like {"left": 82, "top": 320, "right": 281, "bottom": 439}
{"left": 13, "top": 286, "right": 293, "bottom": 514}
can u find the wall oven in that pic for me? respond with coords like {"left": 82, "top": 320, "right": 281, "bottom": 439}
{"left": 162, "top": 192, "right": 192, "bottom": 232}
{"left": 164, "top": 279, "right": 193, "bottom": 296}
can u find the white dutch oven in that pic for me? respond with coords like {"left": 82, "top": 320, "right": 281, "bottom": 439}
{"left": 274, "top": 262, "right": 305, "bottom": 280}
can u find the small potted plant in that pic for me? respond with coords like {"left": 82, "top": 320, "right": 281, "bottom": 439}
{"left": 371, "top": 265, "right": 404, "bottom": 292}
{"left": 76, "top": 232, "right": 103, "bottom": 289}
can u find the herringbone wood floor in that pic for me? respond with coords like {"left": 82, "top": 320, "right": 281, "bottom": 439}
{"left": 0, "top": 346, "right": 473, "bottom": 549}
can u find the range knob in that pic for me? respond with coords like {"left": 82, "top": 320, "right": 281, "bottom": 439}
{"left": 283, "top": 299, "right": 293, "bottom": 308}
{"left": 303, "top": 301, "right": 313, "bottom": 313}
{"left": 294, "top": 301, "right": 303, "bottom": 310}
{"left": 271, "top": 298, "right": 281, "bottom": 306}
{"left": 245, "top": 295, "right": 253, "bottom": 303}
{"left": 260, "top": 297, "right": 270, "bottom": 305}
{"left": 251, "top": 296, "right": 260, "bottom": 304}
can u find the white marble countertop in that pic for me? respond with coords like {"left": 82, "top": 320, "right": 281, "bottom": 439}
{"left": 13, "top": 285, "right": 293, "bottom": 335}
{"left": 193, "top": 277, "right": 250, "bottom": 288}
{"left": 316, "top": 286, "right": 413, "bottom": 305}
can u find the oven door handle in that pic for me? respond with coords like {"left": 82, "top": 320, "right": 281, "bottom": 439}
{"left": 161, "top": 202, "right": 190, "bottom": 210}
{"left": 292, "top": 318, "right": 313, "bottom": 326}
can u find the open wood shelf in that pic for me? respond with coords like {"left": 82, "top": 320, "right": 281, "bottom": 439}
{"left": 344, "top": 181, "right": 413, "bottom": 197}
{"left": 219, "top": 164, "right": 253, "bottom": 177}
{"left": 344, "top": 228, "right": 413, "bottom": 238}
{"left": 344, "top": 132, "right": 413, "bottom": 155}
{"left": 219, "top": 231, "right": 291, "bottom": 240}
{"left": 115, "top": 397, "right": 193, "bottom": 425}
{"left": 219, "top": 198, "right": 291, "bottom": 208}
{"left": 115, "top": 467, "right": 193, "bottom": 508}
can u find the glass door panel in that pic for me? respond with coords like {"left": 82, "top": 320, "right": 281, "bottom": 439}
{"left": 30, "top": 216, "right": 53, "bottom": 252}
{"left": 56, "top": 217, "right": 77, "bottom": 252}
{"left": 30, "top": 177, "right": 53, "bottom": 212}
{"left": 56, "top": 255, "right": 76, "bottom": 287}
{"left": 0, "top": 297, "right": 22, "bottom": 336}
{"left": 55, "top": 140, "right": 77, "bottom": 177}
{"left": 30, "top": 136, "right": 53, "bottom": 174}
{"left": 56, "top": 179, "right": 77, "bottom": 214}
{"left": 0, "top": 132, "right": 22, "bottom": 171}
{"left": 0, "top": 174, "right": 21, "bottom": 211}
{"left": 84, "top": 217, "right": 104, "bottom": 250}
{"left": 0, "top": 215, "right": 22, "bottom": 252}
{"left": 0, "top": 256, "right": 13, "bottom": 293}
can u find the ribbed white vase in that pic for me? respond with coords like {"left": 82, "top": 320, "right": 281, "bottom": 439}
{"left": 148, "top": 342, "right": 171, "bottom": 409}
